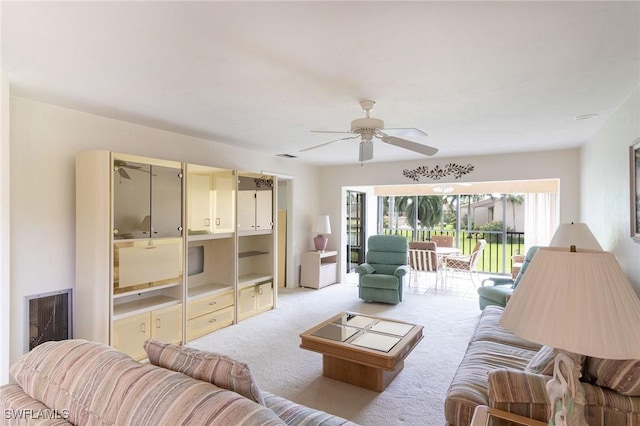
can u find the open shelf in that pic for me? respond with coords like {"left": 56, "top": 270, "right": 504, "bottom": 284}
{"left": 238, "top": 273, "right": 273, "bottom": 288}
{"left": 188, "top": 232, "right": 234, "bottom": 242}
{"left": 238, "top": 250, "right": 269, "bottom": 258}
{"left": 188, "top": 282, "right": 233, "bottom": 299}
{"left": 113, "top": 280, "right": 181, "bottom": 299}
{"left": 113, "top": 295, "right": 181, "bottom": 320}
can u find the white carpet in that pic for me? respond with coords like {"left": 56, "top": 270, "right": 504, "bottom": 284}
{"left": 188, "top": 282, "right": 482, "bottom": 426}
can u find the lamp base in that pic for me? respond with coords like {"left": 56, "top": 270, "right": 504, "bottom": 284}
{"left": 314, "top": 235, "right": 328, "bottom": 251}
{"left": 546, "top": 351, "right": 587, "bottom": 426}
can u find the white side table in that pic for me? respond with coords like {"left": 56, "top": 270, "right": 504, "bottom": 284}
{"left": 301, "top": 250, "right": 338, "bottom": 289}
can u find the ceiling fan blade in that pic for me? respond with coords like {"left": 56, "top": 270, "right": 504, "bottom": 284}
{"left": 384, "top": 127, "right": 429, "bottom": 138}
{"left": 359, "top": 142, "right": 373, "bottom": 162}
{"left": 300, "top": 135, "right": 360, "bottom": 152}
{"left": 379, "top": 135, "right": 439, "bottom": 156}
{"left": 118, "top": 168, "right": 131, "bottom": 179}
{"left": 310, "top": 130, "right": 354, "bottom": 135}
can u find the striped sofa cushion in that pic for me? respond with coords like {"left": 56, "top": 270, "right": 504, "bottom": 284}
{"left": 10, "top": 339, "right": 283, "bottom": 426}
{"left": 470, "top": 306, "right": 542, "bottom": 351}
{"left": 587, "top": 358, "right": 640, "bottom": 396}
{"left": 525, "top": 346, "right": 585, "bottom": 376}
{"left": 444, "top": 339, "right": 539, "bottom": 426}
{"left": 144, "top": 339, "right": 265, "bottom": 405}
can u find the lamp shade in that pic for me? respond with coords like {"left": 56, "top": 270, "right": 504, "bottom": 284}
{"left": 500, "top": 247, "right": 640, "bottom": 359}
{"left": 311, "top": 215, "right": 331, "bottom": 235}
{"left": 549, "top": 222, "right": 602, "bottom": 251}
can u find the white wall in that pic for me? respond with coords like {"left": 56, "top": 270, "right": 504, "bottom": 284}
{"left": 1, "top": 72, "right": 11, "bottom": 384}
{"left": 581, "top": 86, "right": 640, "bottom": 291}
{"left": 320, "top": 149, "right": 581, "bottom": 283}
{"left": 7, "top": 96, "right": 321, "bottom": 369}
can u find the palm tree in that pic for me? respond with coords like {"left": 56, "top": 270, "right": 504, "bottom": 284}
{"left": 506, "top": 194, "right": 524, "bottom": 231}
{"left": 406, "top": 196, "right": 442, "bottom": 229}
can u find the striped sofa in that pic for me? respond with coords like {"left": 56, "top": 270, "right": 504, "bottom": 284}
{"left": 445, "top": 306, "right": 640, "bottom": 426}
{"left": 0, "top": 339, "right": 357, "bottom": 426}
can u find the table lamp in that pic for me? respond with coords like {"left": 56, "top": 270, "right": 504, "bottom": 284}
{"left": 311, "top": 215, "right": 331, "bottom": 251}
{"left": 500, "top": 247, "right": 640, "bottom": 425}
{"left": 549, "top": 222, "right": 602, "bottom": 251}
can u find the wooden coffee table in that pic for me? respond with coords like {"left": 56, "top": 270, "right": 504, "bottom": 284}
{"left": 299, "top": 312, "right": 423, "bottom": 392}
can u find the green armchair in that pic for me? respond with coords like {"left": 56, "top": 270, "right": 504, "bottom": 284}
{"left": 355, "top": 235, "right": 409, "bottom": 304}
{"left": 476, "top": 246, "right": 539, "bottom": 310}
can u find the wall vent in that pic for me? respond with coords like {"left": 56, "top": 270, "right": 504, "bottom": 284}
{"left": 25, "top": 290, "right": 72, "bottom": 351}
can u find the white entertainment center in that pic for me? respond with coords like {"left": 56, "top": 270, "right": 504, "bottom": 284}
{"left": 75, "top": 151, "right": 276, "bottom": 360}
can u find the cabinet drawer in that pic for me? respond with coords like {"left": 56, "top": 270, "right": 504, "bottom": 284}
{"left": 188, "top": 291, "right": 234, "bottom": 319}
{"left": 187, "top": 306, "right": 234, "bottom": 340}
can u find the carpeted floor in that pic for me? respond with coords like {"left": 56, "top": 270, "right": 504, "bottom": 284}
{"left": 188, "top": 279, "right": 482, "bottom": 426}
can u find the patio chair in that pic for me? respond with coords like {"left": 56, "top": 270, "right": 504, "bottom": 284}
{"left": 444, "top": 239, "right": 486, "bottom": 287}
{"left": 355, "top": 234, "right": 409, "bottom": 304}
{"left": 431, "top": 235, "right": 454, "bottom": 247}
{"left": 408, "top": 241, "right": 441, "bottom": 289}
{"left": 477, "top": 246, "right": 539, "bottom": 310}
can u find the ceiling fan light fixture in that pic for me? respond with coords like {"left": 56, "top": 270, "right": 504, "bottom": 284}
{"left": 433, "top": 184, "right": 454, "bottom": 193}
{"left": 302, "top": 100, "right": 437, "bottom": 161}
{"left": 351, "top": 117, "right": 384, "bottom": 131}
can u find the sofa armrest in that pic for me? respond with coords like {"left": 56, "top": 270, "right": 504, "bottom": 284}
{"left": 262, "top": 391, "right": 357, "bottom": 426}
{"left": 487, "top": 369, "right": 551, "bottom": 422}
{"left": 394, "top": 265, "right": 409, "bottom": 277}
{"left": 355, "top": 263, "right": 375, "bottom": 275}
{"left": 481, "top": 277, "right": 515, "bottom": 287}
{"left": 472, "top": 406, "right": 547, "bottom": 426}
{"left": 0, "top": 384, "right": 73, "bottom": 425}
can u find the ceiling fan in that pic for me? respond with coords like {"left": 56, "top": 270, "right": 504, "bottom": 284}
{"left": 113, "top": 160, "right": 152, "bottom": 180}
{"left": 301, "top": 100, "right": 438, "bottom": 162}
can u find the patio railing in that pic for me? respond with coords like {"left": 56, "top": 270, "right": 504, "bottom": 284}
{"left": 381, "top": 228, "right": 525, "bottom": 275}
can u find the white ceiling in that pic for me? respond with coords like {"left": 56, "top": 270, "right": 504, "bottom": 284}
{"left": 2, "top": 1, "right": 639, "bottom": 166}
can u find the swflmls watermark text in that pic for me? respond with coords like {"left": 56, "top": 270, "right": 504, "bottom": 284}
{"left": 4, "top": 409, "right": 70, "bottom": 420}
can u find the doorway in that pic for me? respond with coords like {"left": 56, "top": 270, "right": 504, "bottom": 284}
{"left": 346, "top": 191, "right": 366, "bottom": 272}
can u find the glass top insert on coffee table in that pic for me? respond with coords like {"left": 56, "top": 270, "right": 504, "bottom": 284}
{"left": 310, "top": 312, "right": 417, "bottom": 353}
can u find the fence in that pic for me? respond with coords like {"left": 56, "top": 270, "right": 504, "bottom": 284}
{"left": 382, "top": 228, "right": 525, "bottom": 275}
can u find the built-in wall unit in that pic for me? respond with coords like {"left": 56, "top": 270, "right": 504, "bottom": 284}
{"left": 185, "top": 164, "right": 236, "bottom": 340}
{"left": 236, "top": 173, "right": 276, "bottom": 321}
{"left": 76, "top": 151, "right": 277, "bottom": 360}
{"left": 76, "top": 151, "right": 185, "bottom": 361}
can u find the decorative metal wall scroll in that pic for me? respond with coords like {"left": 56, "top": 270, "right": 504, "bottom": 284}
{"left": 254, "top": 176, "right": 274, "bottom": 189}
{"left": 403, "top": 163, "right": 475, "bottom": 182}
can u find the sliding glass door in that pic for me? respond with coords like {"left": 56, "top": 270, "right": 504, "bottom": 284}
{"left": 346, "top": 191, "right": 366, "bottom": 272}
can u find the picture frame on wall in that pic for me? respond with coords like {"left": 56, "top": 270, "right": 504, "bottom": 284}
{"left": 630, "top": 138, "right": 640, "bottom": 242}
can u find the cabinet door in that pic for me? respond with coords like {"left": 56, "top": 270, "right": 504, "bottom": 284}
{"left": 188, "top": 173, "right": 213, "bottom": 233}
{"left": 255, "top": 190, "right": 273, "bottom": 231}
{"left": 113, "top": 312, "right": 150, "bottom": 360}
{"left": 151, "top": 304, "right": 183, "bottom": 345}
{"left": 214, "top": 173, "right": 235, "bottom": 233}
{"left": 237, "top": 286, "right": 256, "bottom": 319}
{"left": 237, "top": 191, "right": 256, "bottom": 232}
{"left": 256, "top": 282, "right": 273, "bottom": 312}
{"left": 113, "top": 160, "right": 151, "bottom": 239}
{"left": 152, "top": 165, "right": 183, "bottom": 238}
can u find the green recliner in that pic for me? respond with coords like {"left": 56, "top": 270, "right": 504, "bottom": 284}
{"left": 355, "top": 235, "right": 409, "bottom": 304}
{"left": 477, "top": 246, "right": 539, "bottom": 310}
